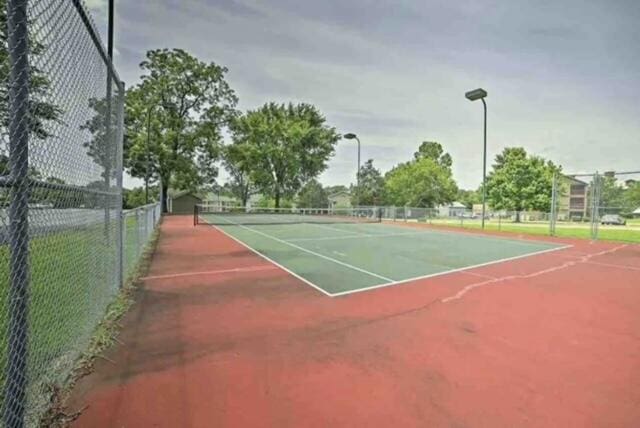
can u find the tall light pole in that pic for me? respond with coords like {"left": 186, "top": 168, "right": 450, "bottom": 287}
{"left": 465, "top": 88, "right": 488, "bottom": 229}
{"left": 343, "top": 133, "right": 361, "bottom": 206}
{"left": 145, "top": 104, "right": 157, "bottom": 204}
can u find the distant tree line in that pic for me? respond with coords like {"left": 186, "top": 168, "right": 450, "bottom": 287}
{"left": 121, "top": 48, "right": 640, "bottom": 218}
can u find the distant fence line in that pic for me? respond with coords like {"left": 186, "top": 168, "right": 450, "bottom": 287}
{"left": 357, "top": 170, "right": 640, "bottom": 243}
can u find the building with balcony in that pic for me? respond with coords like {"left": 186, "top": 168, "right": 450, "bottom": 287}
{"left": 558, "top": 175, "right": 589, "bottom": 220}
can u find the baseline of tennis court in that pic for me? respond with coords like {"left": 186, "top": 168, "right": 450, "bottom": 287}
{"left": 198, "top": 213, "right": 569, "bottom": 296}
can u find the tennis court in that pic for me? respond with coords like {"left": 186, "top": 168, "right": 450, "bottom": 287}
{"left": 196, "top": 207, "right": 568, "bottom": 296}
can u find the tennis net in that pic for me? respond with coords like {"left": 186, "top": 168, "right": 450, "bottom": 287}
{"left": 194, "top": 205, "right": 382, "bottom": 226}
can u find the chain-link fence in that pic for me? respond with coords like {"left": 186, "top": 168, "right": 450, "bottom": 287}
{"left": 123, "top": 203, "right": 162, "bottom": 278}
{"left": 360, "top": 170, "right": 640, "bottom": 244}
{"left": 550, "top": 170, "right": 640, "bottom": 241}
{"left": 0, "top": 1, "right": 160, "bottom": 426}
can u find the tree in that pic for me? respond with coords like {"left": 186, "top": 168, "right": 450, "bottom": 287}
{"left": 486, "top": 147, "right": 560, "bottom": 222}
{"left": 82, "top": 97, "right": 120, "bottom": 185}
{"left": 222, "top": 141, "right": 256, "bottom": 207}
{"left": 124, "top": 49, "right": 238, "bottom": 212}
{"left": 413, "top": 141, "right": 452, "bottom": 169}
{"left": 230, "top": 102, "right": 339, "bottom": 208}
{"left": 256, "top": 195, "right": 294, "bottom": 208}
{"left": 623, "top": 182, "right": 640, "bottom": 214}
{"left": 352, "top": 159, "right": 384, "bottom": 206}
{"left": 297, "top": 179, "right": 329, "bottom": 208}
{"left": 457, "top": 188, "right": 480, "bottom": 208}
{"left": 384, "top": 157, "right": 458, "bottom": 207}
{"left": 598, "top": 174, "right": 625, "bottom": 210}
{"left": 0, "top": 0, "right": 62, "bottom": 147}
{"left": 123, "top": 186, "right": 160, "bottom": 209}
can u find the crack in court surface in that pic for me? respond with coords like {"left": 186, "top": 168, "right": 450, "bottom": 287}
{"left": 441, "top": 244, "right": 629, "bottom": 303}
{"left": 140, "top": 265, "right": 277, "bottom": 281}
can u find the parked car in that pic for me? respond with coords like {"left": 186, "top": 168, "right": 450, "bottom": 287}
{"left": 601, "top": 214, "right": 626, "bottom": 226}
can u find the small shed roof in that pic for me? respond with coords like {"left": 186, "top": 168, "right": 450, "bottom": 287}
{"left": 170, "top": 190, "right": 203, "bottom": 200}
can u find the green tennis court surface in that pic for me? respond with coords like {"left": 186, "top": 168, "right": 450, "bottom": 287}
{"left": 200, "top": 214, "right": 567, "bottom": 296}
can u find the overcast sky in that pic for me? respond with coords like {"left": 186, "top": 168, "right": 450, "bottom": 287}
{"left": 87, "top": 0, "right": 640, "bottom": 190}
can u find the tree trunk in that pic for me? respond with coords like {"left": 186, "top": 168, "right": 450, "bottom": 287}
{"left": 274, "top": 187, "right": 281, "bottom": 208}
{"left": 241, "top": 183, "right": 249, "bottom": 207}
{"left": 162, "top": 182, "right": 169, "bottom": 213}
{"left": 515, "top": 210, "right": 521, "bottom": 223}
{"left": 241, "top": 190, "right": 249, "bottom": 208}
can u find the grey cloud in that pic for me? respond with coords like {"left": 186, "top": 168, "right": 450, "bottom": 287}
{"left": 96, "top": 0, "right": 639, "bottom": 189}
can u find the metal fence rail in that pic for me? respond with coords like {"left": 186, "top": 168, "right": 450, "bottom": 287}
{"left": 368, "top": 204, "right": 639, "bottom": 243}
{"left": 0, "top": 1, "right": 161, "bottom": 426}
{"left": 123, "top": 203, "right": 162, "bottom": 278}
{"left": 358, "top": 169, "right": 640, "bottom": 244}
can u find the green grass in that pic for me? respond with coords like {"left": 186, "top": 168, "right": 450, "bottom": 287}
{"left": 627, "top": 218, "right": 640, "bottom": 226}
{"left": 0, "top": 215, "right": 150, "bottom": 423}
{"left": 425, "top": 218, "right": 640, "bottom": 243}
{"left": 42, "top": 223, "right": 161, "bottom": 427}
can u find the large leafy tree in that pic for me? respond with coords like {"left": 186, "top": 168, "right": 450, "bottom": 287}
{"left": 124, "top": 86, "right": 160, "bottom": 195}
{"left": 297, "top": 179, "right": 329, "bottom": 208}
{"left": 230, "top": 102, "right": 339, "bottom": 208}
{"left": 125, "top": 49, "right": 238, "bottom": 211}
{"left": 598, "top": 174, "right": 625, "bottom": 210}
{"left": 384, "top": 157, "right": 458, "bottom": 207}
{"left": 82, "top": 97, "right": 120, "bottom": 185}
{"left": 352, "top": 159, "right": 384, "bottom": 206}
{"left": 222, "top": 141, "right": 256, "bottom": 207}
{"left": 414, "top": 141, "right": 452, "bottom": 169}
{"left": 486, "top": 147, "right": 560, "bottom": 221}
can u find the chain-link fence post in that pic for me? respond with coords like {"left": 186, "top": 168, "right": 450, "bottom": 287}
{"left": 115, "top": 83, "right": 125, "bottom": 288}
{"left": 592, "top": 172, "right": 601, "bottom": 240}
{"left": 549, "top": 172, "right": 558, "bottom": 236}
{"left": 134, "top": 208, "right": 140, "bottom": 257}
{"left": 145, "top": 205, "right": 149, "bottom": 241}
{"left": 3, "top": 1, "right": 30, "bottom": 426}
{"left": 589, "top": 172, "right": 599, "bottom": 240}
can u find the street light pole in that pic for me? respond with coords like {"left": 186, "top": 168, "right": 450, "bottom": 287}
{"left": 145, "top": 104, "right": 155, "bottom": 204}
{"left": 343, "top": 133, "right": 361, "bottom": 206}
{"left": 465, "top": 88, "right": 488, "bottom": 229}
{"left": 355, "top": 137, "right": 361, "bottom": 191}
{"left": 481, "top": 97, "right": 487, "bottom": 230}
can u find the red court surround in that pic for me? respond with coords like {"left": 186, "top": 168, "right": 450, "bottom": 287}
{"left": 68, "top": 215, "right": 640, "bottom": 427}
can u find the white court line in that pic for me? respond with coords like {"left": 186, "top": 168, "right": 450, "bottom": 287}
{"left": 202, "top": 214, "right": 572, "bottom": 298}
{"left": 205, "top": 220, "right": 334, "bottom": 297}
{"left": 308, "top": 223, "right": 365, "bottom": 236}
{"left": 286, "top": 230, "right": 426, "bottom": 242}
{"left": 141, "top": 265, "right": 276, "bottom": 281}
{"left": 215, "top": 217, "right": 394, "bottom": 283}
{"left": 330, "top": 244, "right": 573, "bottom": 297}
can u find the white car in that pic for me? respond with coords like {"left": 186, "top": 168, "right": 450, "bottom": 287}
{"left": 601, "top": 214, "right": 626, "bottom": 226}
